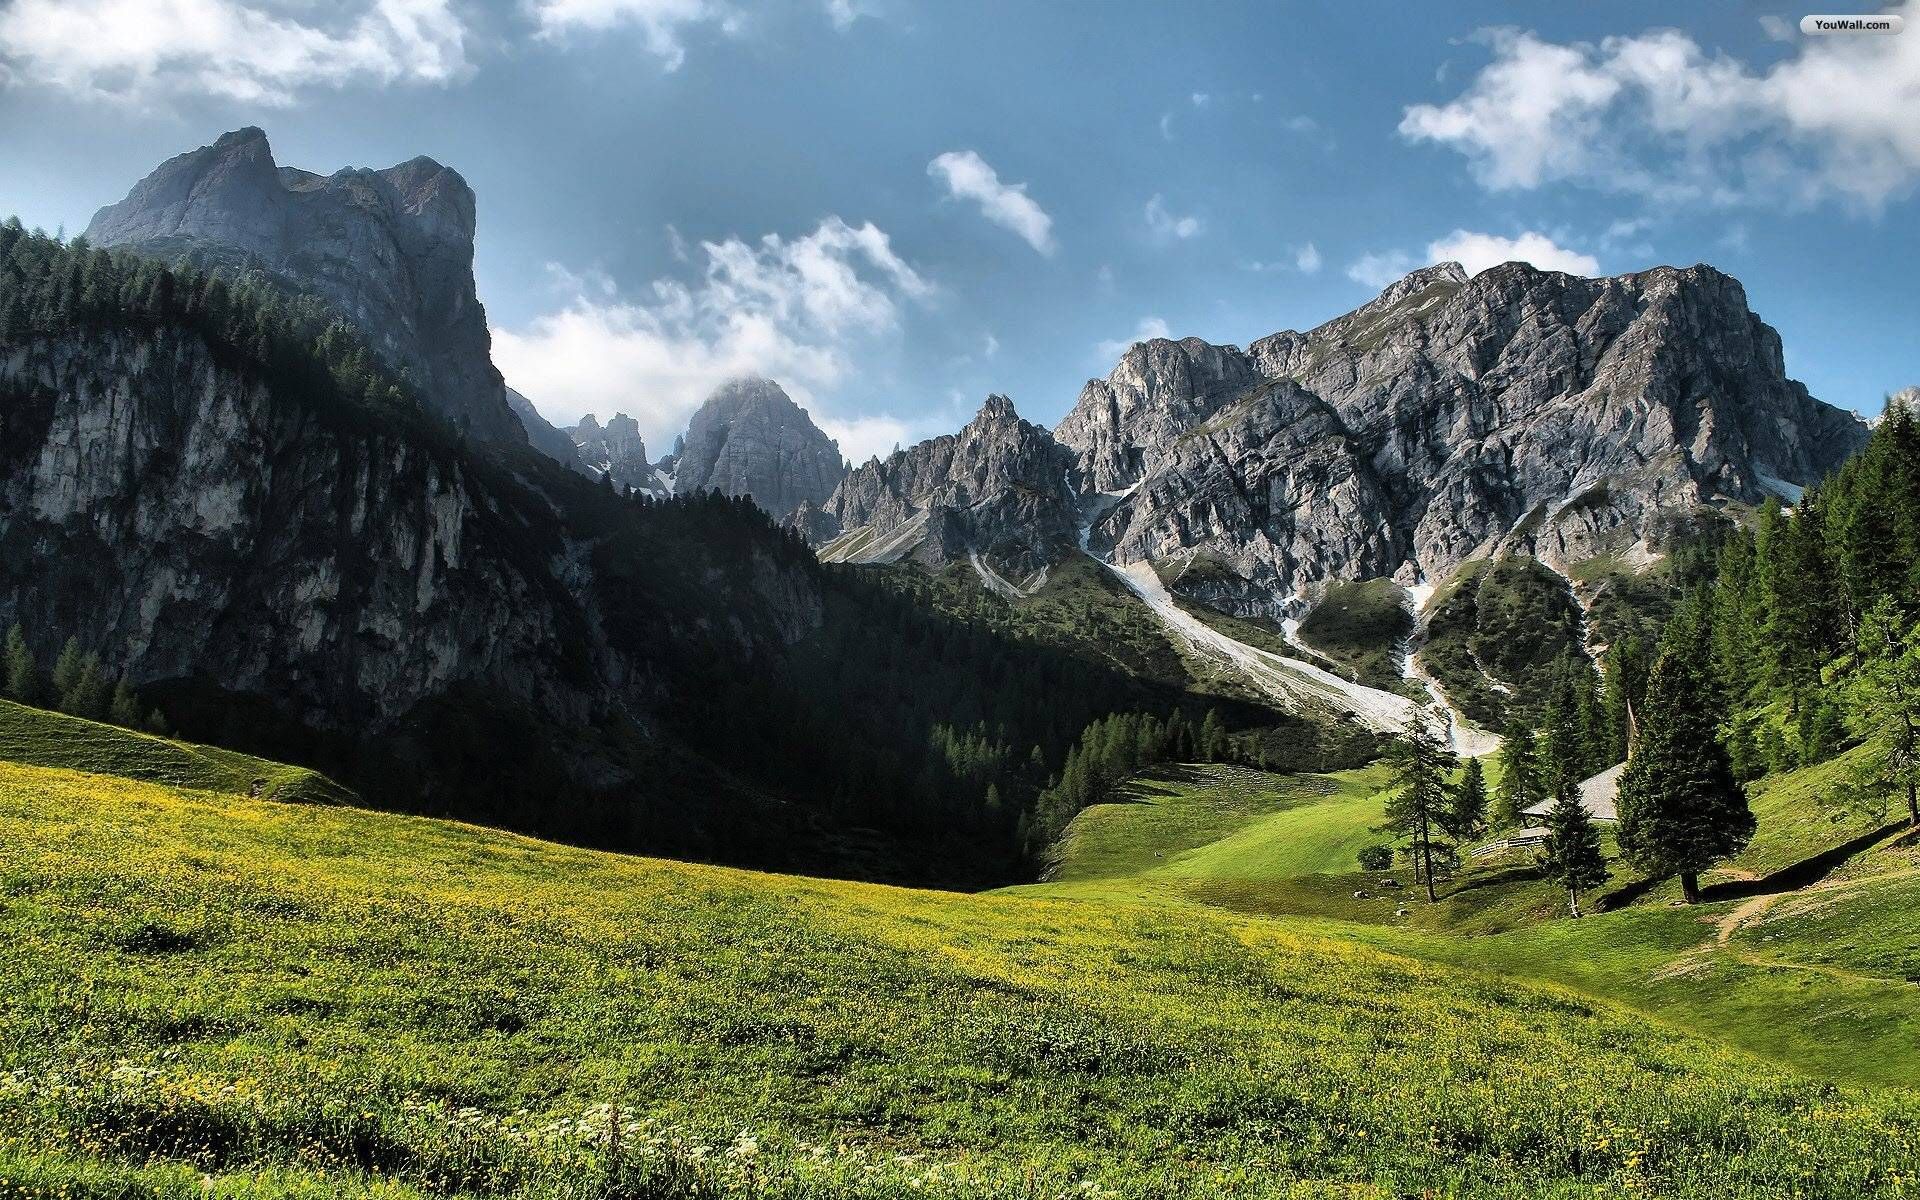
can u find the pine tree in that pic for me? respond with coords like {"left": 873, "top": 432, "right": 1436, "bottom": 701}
{"left": 1199, "top": 709, "right": 1226, "bottom": 761}
{"left": 4, "top": 623, "right": 36, "bottom": 704}
{"left": 1492, "top": 722, "right": 1540, "bottom": 829}
{"left": 1444, "top": 756, "right": 1488, "bottom": 844}
{"left": 1615, "top": 654, "right": 1755, "bottom": 903}
{"left": 108, "top": 675, "right": 141, "bottom": 728}
{"left": 1537, "top": 776, "right": 1609, "bottom": 917}
{"left": 1379, "top": 705, "right": 1460, "bottom": 902}
{"left": 1541, "top": 689, "right": 1586, "bottom": 794}
{"left": 48, "top": 637, "right": 83, "bottom": 708}
{"left": 66, "top": 653, "right": 108, "bottom": 720}
{"left": 1845, "top": 597, "right": 1920, "bottom": 827}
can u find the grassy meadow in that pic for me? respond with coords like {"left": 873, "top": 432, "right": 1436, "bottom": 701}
{"left": 3, "top": 704, "right": 1919, "bottom": 1196}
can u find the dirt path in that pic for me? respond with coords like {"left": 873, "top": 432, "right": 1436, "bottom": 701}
{"left": 1715, "top": 894, "right": 1777, "bottom": 945}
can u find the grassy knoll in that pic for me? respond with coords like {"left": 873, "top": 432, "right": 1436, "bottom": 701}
{"left": 6, "top": 760, "right": 1919, "bottom": 1196}
{"left": 1023, "top": 752, "right": 1920, "bottom": 1091}
{"left": 0, "top": 698, "right": 353, "bottom": 805}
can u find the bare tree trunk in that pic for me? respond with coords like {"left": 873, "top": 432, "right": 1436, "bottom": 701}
{"left": 1568, "top": 887, "right": 1581, "bottom": 918}
{"left": 1680, "top": 871, "right": 1700, "bottom": 904}
{"left": 1419, "top": 815, "right": 1437, "bottom": 902}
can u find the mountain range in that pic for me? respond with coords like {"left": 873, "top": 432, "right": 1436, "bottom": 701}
{"left": 0, "top": 127, "right": 1885, "bottom": 877}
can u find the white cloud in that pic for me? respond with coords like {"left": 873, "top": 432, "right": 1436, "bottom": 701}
{"left": 0, "top": 0, "right": 468, "bottom": 105}
{"left": 927, "top": 150, "right": 1056, "bottom": 255}
{"left": 1426, "top": 229, "right": 1598, "bottom": 277}
{"left": 492, "top": 217, "right": 930, "bottom": 450}
{"left": 1144, "top": 194, "right": 1203, "bottom": 241}
{"left": 1346, "top": 251, "right": 1415, "bottom": 289}
{"left": 818, "top": 413, "right": 920, "bottom": 464}
{"left": 1096, "top": 316, "right": 1171, "bottom": 360}
{"left": 1400, "top": 8, "right": 1920, "bottom": 208}
{"left": 1294, "top": 242, "right": 1322, "bottom": 273}
{"left": 528, "top": 0, "right": 731, "bottom": 68}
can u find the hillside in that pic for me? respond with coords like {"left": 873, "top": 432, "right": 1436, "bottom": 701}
{"left": 3, "top": 740, "right": 1918, "bottom": 1197}
{"left": 1018, "top": 757, "right": 1920, "bottom": 1089}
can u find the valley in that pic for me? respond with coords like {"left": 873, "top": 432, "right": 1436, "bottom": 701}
{"left": 2, "top": 46, "right": 1918, "bottom": 1196}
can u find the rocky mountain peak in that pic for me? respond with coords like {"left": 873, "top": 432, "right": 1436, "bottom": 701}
{"left": 85, "top": 128, "right": 522, "bottom": 446}
{"left": 814, "top": 395, "right": 1077, "bottom": 578}
{"left": 1054, "top": 336, "right": 1260, "bottom": 493}
{"left": 673, "top": 377, "right": 846, "bottom": 517}
{"left": 974, "top": 393, "right": 1020, "bottom": 426}
{"left": 568, "top": 411, "right": 660, "bottom": 495}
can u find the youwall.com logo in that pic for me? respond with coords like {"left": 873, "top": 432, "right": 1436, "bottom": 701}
{"left": 1799, "top": 13, "right": 1905, "bottom": 33}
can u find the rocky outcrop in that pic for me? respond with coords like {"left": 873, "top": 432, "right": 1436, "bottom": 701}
{"left": 85, "top": 128, "right": 524, "bottom": 445}
{"left": 816, "top": 396, "right": 1078, "bottom": 580}
{"left": 1054, "top": 336, "right": 1261, "bottom": 494}
{"left": 673, "top": 378, "right": 845, "bottom": 516}
{"left": 570, "top": 412, "right": 666, "bottom": 495}
{"left": 509, "top": 389, "right": 585, "bottom": 471}
{"left": 1069, "top": 261, "right": 1869, "bottom": 610}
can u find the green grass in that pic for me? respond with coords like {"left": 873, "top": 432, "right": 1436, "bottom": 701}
{"left": 8, "top": 755, "right": 1920, "bottom": 1195}
{"left": 1296, "top": 580, "right": 1416, "bottom": 694}
{"left": 1021, "top": 751, "right": 1920, "bottom": 1092}
{"left": 0, "top": 699, "right": 353, "bottom": 805}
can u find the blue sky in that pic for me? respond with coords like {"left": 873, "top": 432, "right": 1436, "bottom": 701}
{"left": 1, "top": 0, "right": 1915, "bottom": 461}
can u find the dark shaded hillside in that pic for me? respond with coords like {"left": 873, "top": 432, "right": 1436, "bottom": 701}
{"left": 0, "top": 225, "right": 1276, "bottom": 885}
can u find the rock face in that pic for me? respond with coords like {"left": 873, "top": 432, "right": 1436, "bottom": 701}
{"left": 672, "top": 378, "right": 846, "bottom": 516}
{"left": 569, "top": 412, "right": 665, "bottom": 495}
{"left": 1061, "top": 261, "right": 1869, "bottom": 613}
{"left": 0, "top": 321, "right": 821, "bottom": 797}
{"left": 816, "top": 395, "right": 1078, "bottom": 580}
{"left": 508, "top": 389, "right": 586, "bottom": 471}
{"left": 84, "top": 128, "right": 524, "bottom": 445}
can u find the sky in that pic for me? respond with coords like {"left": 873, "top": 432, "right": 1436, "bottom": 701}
{"left": 1, "top": 0, "right": 1916, "bottom": 463}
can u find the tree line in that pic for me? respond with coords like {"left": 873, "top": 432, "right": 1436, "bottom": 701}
{"left": 4, "top": 623, "right": 163, "bottom": 733}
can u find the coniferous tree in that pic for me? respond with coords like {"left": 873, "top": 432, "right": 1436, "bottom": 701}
{"left": 1537, "top": 775, "right": 1609, "bottom": 917}
{"left": 48, "top": 637, "right": 83, "bottom": 709}
{"left": 1845, "top": 596, "right": 1920, "bottom": 827}
{"left": 66, "top": 652, "right": 108, "bottom": 720}
{"left": 1541, "top": 688, "right": 1587, "bottom": 794}
{"left": 1615, "top": 654, "right": 1755, "bottom": 903}
{"left": 108, "top": 675, "right": 142, "bottom": 728}
{"left": 1444, "top": 756, "right": 1489, "bottom": 844}
{"left": 4, "top": 624, "right": 36, "bottom": 704}
{"left": 1379, "top": 705, "right": 1459, "bottom": 902}
{"left": 1492, "top": 721, "right": 1541, "bottom": 829}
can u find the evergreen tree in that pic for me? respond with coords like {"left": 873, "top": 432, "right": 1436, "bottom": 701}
{"left": 1379, "top": 705, "right": 1459, "bottom": 902}
{"left": 1615, "top": 654, "right": 1756, "bottom": 903}
{"left": 1444, "top": 756, "right": 1488, "bottom": 843}
{"left": 1845, "top": 597, "right": 1920, "bottom": 828}
{"left": 65, "top": 652, "right": 108, "bottom": 720}
{"left": 48, "top": 637, "right": 83, "bottom": 709}
{"left": 108, "top": 675, "right": 141, "bottom": 728}
{"left": 1198, "top": 709, "right": 1226, "bottom": 761}
{"left": 1537, "top": 776, "right": 1609, "bottom": 917}
{"left": 1541, "top": 688, "right": 1586, "bottom": 794}
{"left": 3, "top": 623, "right": 36, "bottom": 704}
{"left": 1492, "top": 721, "right": 1541, "bottom": 829}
